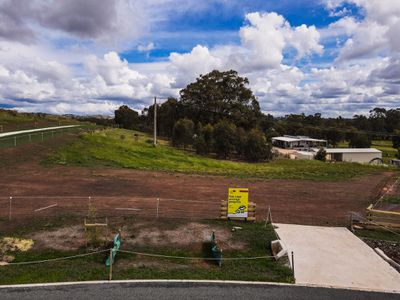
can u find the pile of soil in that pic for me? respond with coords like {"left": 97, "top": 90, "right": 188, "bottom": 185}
{"left": 362, "top": 237, "right": 400, "bottom": 264}
{"left": 122, "top": 222, "right": 244, "bottom": 250}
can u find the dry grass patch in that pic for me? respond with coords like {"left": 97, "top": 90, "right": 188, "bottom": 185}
{"left": 31, "top": 225, "right": 85, "bottom": 251}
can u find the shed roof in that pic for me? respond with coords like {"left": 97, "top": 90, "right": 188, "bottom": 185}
{"left": 272, "top": 136, "right": 326, "bottom": 143}
{"left": 325, "top": 148, "right": 382, "bottom": 154}
{"left": 272, "top": 136, "right": 299, "bottom": 142}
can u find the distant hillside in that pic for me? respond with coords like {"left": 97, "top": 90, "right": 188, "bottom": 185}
{"left": 0, "top": 109, "right": 112, "bottom": 132}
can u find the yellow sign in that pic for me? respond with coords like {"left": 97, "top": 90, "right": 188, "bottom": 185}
{"left": 227, "top": 188, "right": 249, "bottom": 218}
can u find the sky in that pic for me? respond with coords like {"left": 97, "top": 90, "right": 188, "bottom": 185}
{"left": 0, "top": 0, "right": 399, "bottom": 117}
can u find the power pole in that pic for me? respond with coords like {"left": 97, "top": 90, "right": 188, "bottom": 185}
{"left": 153, "top": 97, "right": 157, "bottom": 147}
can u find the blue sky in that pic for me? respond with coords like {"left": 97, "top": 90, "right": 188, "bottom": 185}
{"left": 0, "top": 0, "right": 398, "bottom": 117}
{"left": 122, "top": 0, "right": 361, "bottom": 63}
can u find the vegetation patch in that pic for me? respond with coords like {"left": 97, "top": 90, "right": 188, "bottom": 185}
{"left": 355, "top": 228, "right": 400, "bottom": 243}
{"left": 384, "top": 196, "right": 400, "bottom": 205}
{"left": 49, "top": 129, "right": 385, "bottom": 181}
{"left": 0, "top": 237, "right": 34, "bottom": 265}
{"left": 0, "top": 218, "right": 293, "bottom": 284}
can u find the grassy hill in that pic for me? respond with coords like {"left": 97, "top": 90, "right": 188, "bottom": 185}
{"left": 48, "top": 129, "right": 387, "bottom": 181}
{"left": 0, "top": 109, "right": 79, "bottom": 133}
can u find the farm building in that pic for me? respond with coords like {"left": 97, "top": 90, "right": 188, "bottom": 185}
{"left": 325, "top": 148, "right": 382, "bottom": 164}
{"left": 390, "top": 159, "right": 400, "bottom": 167}
{"left": 272, "top": 135, "right": 327, "bottom": 150}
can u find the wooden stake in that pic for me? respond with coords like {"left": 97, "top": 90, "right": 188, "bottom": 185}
{"left": 349, "top": 213, "right": 354, "bottom": 232}
{"left": 8, "top": 196, "right": 12, "bottom": 221}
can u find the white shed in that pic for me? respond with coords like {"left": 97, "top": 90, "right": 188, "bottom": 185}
{"left": 325, "top": 148, "right": 382, "bottom": 164}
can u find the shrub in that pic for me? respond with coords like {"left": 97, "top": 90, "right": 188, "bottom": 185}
{"left": 243, "top": 128, "right": 270, "bottom": 161}
{"left": 315, "top": 148, "right": 327, "bottom": 162}
{"left": 194, "top": 134, "right": 207, "bottom": 154}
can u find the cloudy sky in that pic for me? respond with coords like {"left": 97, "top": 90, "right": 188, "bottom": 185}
{"left": 0, "top": 0, "right": 399, "bottom": 117}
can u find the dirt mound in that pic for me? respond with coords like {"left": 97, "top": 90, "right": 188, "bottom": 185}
{"left": 123, "top": 222, "right": 244, "bottom": 250}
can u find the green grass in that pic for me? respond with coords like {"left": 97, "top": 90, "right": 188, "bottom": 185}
{"left": 384, "top": 196, "right": 400, "bottom": 204}
{"left": 371, "top": 140, "right": 398, "bottom": 163}
{"left": 48, "top": 129, "right": 387, "bottom": 181}
{"left": 355, "top": 228, "right": 400, "bottom": 243}
{"left": 0, "top": 221, "right": 293, "bottom": 284}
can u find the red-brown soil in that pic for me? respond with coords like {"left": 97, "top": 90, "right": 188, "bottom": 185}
{"left": 0, "top": 138, "right": 395, "bottom": 226}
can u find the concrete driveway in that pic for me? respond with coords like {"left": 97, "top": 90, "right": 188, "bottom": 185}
{"left": 274, "top": 223, "right": 400, "bottom": 293}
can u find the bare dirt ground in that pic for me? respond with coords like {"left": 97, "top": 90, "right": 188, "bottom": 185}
{"left": 0, "top": 138, "right": 396, "bottom": 226}
{"left": 29, "top": 222, "right": 240, "bottom": 253}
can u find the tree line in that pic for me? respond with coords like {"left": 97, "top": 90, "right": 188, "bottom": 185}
{"left": 114, "top": 69, "right": 400, "bottom": 161}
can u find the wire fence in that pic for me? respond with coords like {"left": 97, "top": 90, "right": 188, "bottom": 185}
{"left": 0, "top": 127, "right": 82, "bottom": 148}
{"left": 2, "top": 249, "right": 277, "bottom": 267}
{"left": 0, "top": 196, "right": 224, "bottom": 221}
{"left": 0, "top": 195, "right": 366, "bottom": 225}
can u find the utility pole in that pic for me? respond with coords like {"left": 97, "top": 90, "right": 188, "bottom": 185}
{"left": 153, "top": 96, "right": 157, "bottom": 147}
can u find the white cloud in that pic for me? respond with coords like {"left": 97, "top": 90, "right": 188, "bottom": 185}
{"left": 169, "top": 45, "right": 222, "bottom": 86}
{"left": 85, "top": 51, "right": 145, "bottom": 85}
{"left": 286, "top": 24, "right": 323, "bottom": 58}
{"left": 168, "top": 12, "right": 323, "bottom": 84}
{"left": 0, "top": 1, "right": 398, "bottom": 117}
{"left": 326, "top": 0, "right": 400, "bottom": 61}
{"left": 137, "top": 42, "right": 155, "bottom": 52}
{"left": 18, "top": 100, "right": 121, "bottom": 115}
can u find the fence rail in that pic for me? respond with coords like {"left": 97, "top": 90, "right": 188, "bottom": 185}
{"left": 0, "top": 127, "right": 82, "bottom": 148}
{"left": 365, "top": 204, "right": 400, "bottom": 229}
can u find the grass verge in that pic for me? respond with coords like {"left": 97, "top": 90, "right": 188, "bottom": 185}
{"left": 354, "top": 228, "right": 400, "bottom": 243}
{"left": 0, "top": 220, "right": 293, "bottom": 285}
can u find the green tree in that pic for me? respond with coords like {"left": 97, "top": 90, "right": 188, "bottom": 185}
{"left": 172, "top": 118, "right": 194, "bottom": 149}
{"left": 349, "top": 134, "right": 371, "bottom": 148}
{"left": 193, "top": 134, "right": 207, "bottom": 154}
{"left": 179, "top": 70, "right": 261, "bottom": 129}
{"left": 202, "top": 123, "right": 214, "bottom": 153}
{"left": 315, "top": 148, "right": 327, "bottom": 162}
{"left": 243, "top": 129, "right": 270, "bottom": 161}
{"left": 235, "top": 127, "right": 247, "bottom": 156}
{"left": 392, "top": 129, "right": 400, "bottom": 149}
{"left": 114, "top": 105, "right": 139, "bottom": 129}
{"left": 265, "top": 128, "right": 278, "bottom": 142}
{"left": 325, "top": 128, "right": 344, "bottom": 146}
{"left": 213, "top": 120, "right": 236, "bottom": 159}
{"left": 143, "top": 97, "right": 183, "bottom": 137}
